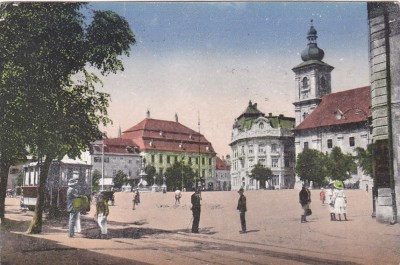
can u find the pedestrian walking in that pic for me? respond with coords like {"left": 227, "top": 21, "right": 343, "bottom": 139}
{"left": 333, "top": 181, "right": 348, "bottom": 221}
{"left": 237, "top": 187, "right": 247, "bottom": 233}
{"left": 67, "top": 177, "right": 80, "bottom": 238}
{"left": 366, "top": 184, "right": 369, "bottom": 192}
{"left": 191, "top": 188, "right": 202, "bottom": 233}
{"left": 326, "top": 186, "right": 336, "bottom": 221}
{"left": 299, "top": 184, "right": 311, "bottom": 223}
{"left": 132, "top": 189, "right": 140, "bottom": 210}
{"left": 320, "top": 188, "right": 326, "bottom": 204}
{"left": 96, "top": 193, "right": 110, "bottom": 239}
{"left": 175, "top": 188, "right": 182, "bottom": 205}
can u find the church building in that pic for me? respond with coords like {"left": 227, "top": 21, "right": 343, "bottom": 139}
{"left": 292, "top": 22, "right": 372, "bottom": 189}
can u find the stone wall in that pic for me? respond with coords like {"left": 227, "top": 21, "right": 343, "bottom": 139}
{"left": 368, "top": 2, "right": 400, "bottom": 223}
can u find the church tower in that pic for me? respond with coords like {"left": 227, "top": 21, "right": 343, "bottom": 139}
{"left": 292, "top": 21, "right": 334, "bottom": 126}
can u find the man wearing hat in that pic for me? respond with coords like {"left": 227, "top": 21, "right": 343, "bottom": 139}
{"left": 191, "top": 187, "right": 202, "bottom": 233}
{"left": 299, "top": 184, "right": 311, "bottom": 223}
{"left": 67, "top": 177, "right": 80, "bottom": 238}
{"left": 237, "top": 187, "right": 247, "bottom": 233}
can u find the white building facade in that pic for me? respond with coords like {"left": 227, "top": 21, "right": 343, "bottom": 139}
{"left": 230, "top": 101, "right": 296, "bottom": 191}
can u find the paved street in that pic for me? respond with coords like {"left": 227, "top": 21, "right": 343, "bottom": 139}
{"left": 1, "top": 189, "right": 400, "bottom": 265}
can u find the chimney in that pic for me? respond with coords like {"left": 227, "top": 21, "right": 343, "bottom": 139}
{"left": 175, "top": 113, "right": 179, "bottom": 123}
{"left": 146, "top": 109, "right": 150, "bottom": 118}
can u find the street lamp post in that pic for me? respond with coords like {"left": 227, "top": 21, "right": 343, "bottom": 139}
{"left": 101, "top": 142, "right": 105, "bottom": 191}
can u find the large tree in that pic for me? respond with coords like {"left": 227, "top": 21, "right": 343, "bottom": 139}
{"left": 165, "top": 161, "right": 197, "bottom": 191}
{"left": 326, "top": 147, "right": 357, "bottom": 182}
{"left": 113, "top": 170, "right": 128, "bottom": 190}
{"left": 355, "top": 143, "right": 374, "bottom": 177}
{"left": 295, "top": 148, "right": 328, "bottom": 187}
{"left": 0, "top": 3, "right": 135, "bottom": 232}
{"left": 249, "top": 162, "right": 272, "bottom": 189}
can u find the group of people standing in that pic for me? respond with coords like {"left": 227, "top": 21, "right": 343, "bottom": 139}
{"left": 325, "top": 183, "right": 348, "bottom": 221}
{"left": 67, "top": 177, "right": 110, "bottom": 239}
{"left": 299, "top": 181, "right": 348, "bottom": 224}
{"left": 190, "top": 187, "right": 247, "bottom": 234}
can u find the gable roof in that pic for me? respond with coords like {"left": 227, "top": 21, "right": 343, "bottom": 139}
{"left": 121, "top": 118, "right": 216, "bottom": 154}
{"left": 294, "top": 86, "right": 371, "bottom": 131}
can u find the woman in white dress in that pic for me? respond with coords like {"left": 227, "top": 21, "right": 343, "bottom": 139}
{"left": 326, "top": 187, "right": 336, "bottom": 221}
{"left": 333, "top": 182, "right": 348, "bottom": 221}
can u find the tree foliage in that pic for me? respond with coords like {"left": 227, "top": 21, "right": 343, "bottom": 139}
{"left": 355, "top": 143, "right": 374, "bottom": 177}
{"left": 92, "top": 169, "right": 102, "bottom": 192}
{"left": 0, "top": 3, "right": 135, "bottom": 231}
{"left": 249, "top": 162, "right": 272, "bottom": 188}
{"left": 145, "top": 165, "right": 157, "bottom": 185}
{"left": 295, "top": 149, "right": 327, "bottom": 187}
{"left": 326, "top": 147, "right": 357, "bottom": 182}
{"left": 113, "top": 170, "right": 128, "bottom": 190}
{"left": 165, "top": 161, "right": 197, "bottom": 191}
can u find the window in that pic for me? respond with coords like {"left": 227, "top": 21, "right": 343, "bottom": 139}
{"left": 259, "top": 122, "right": 264, "bottom": 129}
{"left": 272, "top": 158, "right": 279, "bottom": 168}
{"left": 188, "top": 157, "right": 192, "bottom": 164}
{"left": 94, "top": 157, "right": 101, "bottom": 163}
{"left": 249, "top": 158, "right": 254, "bottom": 167}
{"left": 202, "top": 170, "right": 205, "bottom": 178}
{"left": 128, "top": 159, "right": 132, "bottom": 164}
{"left": 302, "top": 77, "right": 309, "bottom": 90}
{"left": 304, "top": 142, "right": 309, "bottom": 150}
{"left": 128, "top": 170, "right": 132, "bottom": 177}
{"left": 327, "top": 139, "right": 333, "bottom": 149}
{"left": 202, "top": 157, "right": 205, "bottom": 165}
{"left": 151, "top": 155, "right": 155, "bottom": 163}
{"left": 209, "top": 158, "right": 212, "bottom": 165}
{"left": 248, "top": 145, "right": 253, "bottom": 154}
{"left": 349, "top": 137, "right": 355, "bottom": 147}
{"left": 259, "top": 159, "right": 266, "bottom": 165}
{"left": 159, "top": 155, "right": 163, "bottom": 163}
{"left": 159, "top": 168, "right": 163, "bottom": 175}
{"left": 196, "top": 157, "right": 199, "bottom": 165}
{"left": 258, "top": 145, "right": 266, "bottom": 154}
{"left": 167, "top": 156, "right": 171, "bottom": 164}
{"left": 271, "top": 144, "right": 277, "bottom": 152}
{"left": 113, "top": 169, "right": 116, "bottom": 177}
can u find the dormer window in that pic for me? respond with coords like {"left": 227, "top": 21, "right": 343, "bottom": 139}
{"left": 149, "top": 139, "right": 153, "bottom": 147}
{"left": 206, "top": 146, "right": 209, "bottom": 151}
{"left": 189, "top": 134, "right": 193, "bottom": 140}
{"left": 259, "top": 122, "right": 264, "bottom": 129}
{"left": 159, "top": 131, "right": 164, "bottom": 136}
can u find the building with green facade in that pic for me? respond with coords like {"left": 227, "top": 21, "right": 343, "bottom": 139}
{"left": 120, "top": 114, "right": 216, "bottom": 190}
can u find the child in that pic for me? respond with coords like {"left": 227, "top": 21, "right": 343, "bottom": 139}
{"left": 96, "top": 194, "right": 109, "bottom": 239}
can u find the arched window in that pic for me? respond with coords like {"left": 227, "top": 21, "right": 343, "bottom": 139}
{"left": 259, "top": 122, "right": 264, "bottom": 129}
{"left": 302, "top": 77, "right": 309, "bottom": 90}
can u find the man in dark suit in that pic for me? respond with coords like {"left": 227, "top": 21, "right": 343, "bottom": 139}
{"left": 237, "top": 187, "right": 247, "bottom": 233}
{"left": 191, "top": 188, "right": 202, "bottom": 233}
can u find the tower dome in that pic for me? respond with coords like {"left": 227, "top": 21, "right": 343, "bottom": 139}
{"left": 300, "top": 20, "right": 325, "bottom": 62}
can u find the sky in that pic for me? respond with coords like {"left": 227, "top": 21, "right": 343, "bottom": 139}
{"left": 89, "top": 2, "right": 370, "bottom": 156}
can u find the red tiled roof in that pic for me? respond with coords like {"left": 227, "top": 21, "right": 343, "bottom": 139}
{"left": 121, "top": 118, "right": 216, "bottom": 154}
{"left": 294, "top": 86, "right": 371, "bottom": 131}
{"left": 102, "top": 138, "right": 139, "bottom": 154}
{"left": 216, "top": 157, "right": 230, "bottom": 171}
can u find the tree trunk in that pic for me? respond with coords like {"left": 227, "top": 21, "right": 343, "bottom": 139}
{"left": 27, "top": 157, "right": 52, "bottom": 234}
{"left": 0, "top": 163, "right": 11, "bottom": 222}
